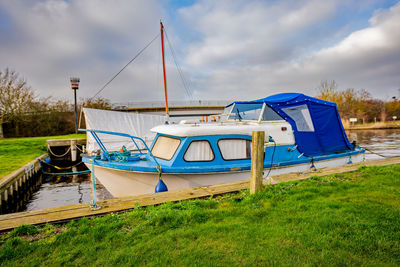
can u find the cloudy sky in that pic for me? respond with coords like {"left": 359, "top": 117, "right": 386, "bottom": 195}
{"left": 1, "top": 0, "right": 399, "bottom": 104}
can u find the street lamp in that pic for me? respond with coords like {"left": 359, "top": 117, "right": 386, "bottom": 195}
{"left": 70, "top": 77, "right": 80, "bottom": 134}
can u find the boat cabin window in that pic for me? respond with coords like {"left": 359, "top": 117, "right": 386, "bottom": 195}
{"left": 184, "top": 141, "right": 214, "bottom": 162}
{"left": 151, "top": 135, "right": 181, "bottom": 160}
{"left": 218, "top": 139, "right": 252, "bottom": 160}
{"left": 281, "top": 104, "right": 315, "bottom": 132}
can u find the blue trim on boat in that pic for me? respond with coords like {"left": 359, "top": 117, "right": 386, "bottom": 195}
{"left": 81, "top": 130, "right": 364, "bottom": 174}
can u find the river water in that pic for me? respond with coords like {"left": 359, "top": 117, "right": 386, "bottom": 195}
{"left": 347, "top": 129, "right": 400, "bottom": 160}
{"left": 24, "top": 129, "right": 400, "bottom": 211}
{"left": 24, "top": 162, "right": 111, "bottom": 211}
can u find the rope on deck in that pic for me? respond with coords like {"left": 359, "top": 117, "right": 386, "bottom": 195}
{"left": 42, "top": 170, "right": 91, "bottom": 176}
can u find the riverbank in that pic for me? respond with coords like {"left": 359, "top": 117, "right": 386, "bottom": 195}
{"left": 0, "top": 134, "right": 86, "bottom": 178}
{"left": 1, "top": 164, "right": 399, "bottom": 265}
{"left": 343, "top": 120, "right": 400, "bottom": 130}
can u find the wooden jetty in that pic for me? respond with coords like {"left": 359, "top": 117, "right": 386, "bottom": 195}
{"left": 1, "top": 156, "right": 399, "bottom": 232}
{"left": 0, "top": 154, "right": 48, "bottom": 214}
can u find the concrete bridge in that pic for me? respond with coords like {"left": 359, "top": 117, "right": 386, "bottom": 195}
{"left": 112, "top": 100, "right": 231, "bottom": 117}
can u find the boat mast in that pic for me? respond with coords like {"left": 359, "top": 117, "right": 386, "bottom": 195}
{"left": 160, "top": 21, "right": 169, "bottom": 118}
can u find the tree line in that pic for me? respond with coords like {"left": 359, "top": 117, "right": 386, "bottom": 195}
{"left": 317, "top": 80, "right": 399, "bottom": 123}
{"left": 0, "top": 68, "right": 111, "bottom": 138}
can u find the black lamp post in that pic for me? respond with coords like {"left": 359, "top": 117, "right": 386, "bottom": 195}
{"left": 70, "top": 77, "right": 80, "bottom": 134}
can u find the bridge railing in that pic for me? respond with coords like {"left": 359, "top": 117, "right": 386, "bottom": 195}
{"left": 112, "top": 100, "right": 232, "bottom": 109}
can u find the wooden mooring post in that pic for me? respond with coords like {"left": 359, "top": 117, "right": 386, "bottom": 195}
{"left": 250, "top": 131, "right": 265, "bottom": 194}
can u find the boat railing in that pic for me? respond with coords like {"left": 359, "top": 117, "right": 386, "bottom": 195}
{"left": 79, "top": 128, "right": 161, "bottom": 168}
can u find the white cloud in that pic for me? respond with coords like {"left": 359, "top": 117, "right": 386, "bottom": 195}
{"left": 0, "top": 0, "right": 165, "bottom": 101}
{"left": 290, "top": 2, "right": 400, "bottom": 93}
{"left": 179, "top": 0, "right": 400, "bottom": 100}
{"left": 180, "top": 0, "right": 337, "bottom": 67}
{"left": 0, "top": 0, "right": 399, "bottom": 104}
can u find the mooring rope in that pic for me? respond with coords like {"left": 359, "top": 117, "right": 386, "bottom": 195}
{"left": 75, "top": 144, "right": 85, "bottom": 153}
{"left": 46, "top": 145, "right": 71, "bottom": 158}
{"left": 90, "top": 159, "right": 101, "bottom": 210}
{"left": 265, "top": 137, "right": 277, "bottom": 178}
{"left": 40, "top": 159, "right": 85, "bottom": 170}
{"left": 362, "top": 147, "right": 400, "bottom": 158}
{"left": 42, "top": 170, "right": 91, "bottom": 176}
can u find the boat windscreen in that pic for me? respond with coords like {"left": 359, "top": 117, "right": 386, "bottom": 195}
{"left": 227, "top": 103, "right": 283, "bottom": 121}
{"left": 261, "top": 105, "right": 284, "bottom": 121}
{"left": 228, "top": 103, "right": 263, "bottom": 120}
{"left": 223, "top": 105, "right": 233, "bottom": 115}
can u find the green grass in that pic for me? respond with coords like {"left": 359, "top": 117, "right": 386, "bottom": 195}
{"left": 0, "top": 134, "right": 86, "bottom": 177}
{"left": 1, "top": 164, "right": 399, "bottom": 266}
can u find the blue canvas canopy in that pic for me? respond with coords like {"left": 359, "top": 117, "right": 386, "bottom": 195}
{"left": 230, "top": 93, "right": 353, "bottom": 157}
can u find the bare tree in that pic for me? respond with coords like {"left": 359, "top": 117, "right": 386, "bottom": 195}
{"left": 77, "top": 97, "right": 112, "bottom": 129}
{"left": 317, "top": 80, "right": 340, "bottom": 102}
{"left": 80, "top": 97, "right": 112, "bottom": 110}
{"left": 0, "top": 68, "right": 35, "bottom": 138}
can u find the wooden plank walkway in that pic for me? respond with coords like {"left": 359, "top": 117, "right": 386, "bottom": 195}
{"left": 0, "top": 157, "right": 399, "bottom": 232}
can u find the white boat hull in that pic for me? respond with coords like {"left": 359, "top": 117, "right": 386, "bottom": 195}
{"left": 85, "top": 153, "right": 364, "bottom": 198}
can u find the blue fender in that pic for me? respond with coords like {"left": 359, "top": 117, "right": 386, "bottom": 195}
{"left": 155, "top": 179, "right": 168, "bottom": 193}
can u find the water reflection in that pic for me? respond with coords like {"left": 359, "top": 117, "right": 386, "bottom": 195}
{"left": 25, "top": 180, "right": 91, "bottom": 211}
{"left": 25, "top": 163, "right": 112, "bottom": 211}
{"left": 347, "top": 129, "right": 400, "bottom": 160}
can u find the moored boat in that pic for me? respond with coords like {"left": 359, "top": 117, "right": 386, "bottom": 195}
{"left": 81, "top": 93, "right": 365, "bottom": 197}
{"left": 80, "top": 22, "right": 364, "bottom": 197}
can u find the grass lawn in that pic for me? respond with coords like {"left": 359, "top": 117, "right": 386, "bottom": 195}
{"left": 1, "top": 164, "right": 399, "bottom": 266}
{"left": 0, "top": 134, "right": 86, "bottom": 177}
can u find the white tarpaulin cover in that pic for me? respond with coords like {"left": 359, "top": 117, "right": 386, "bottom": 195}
{"left": 83, "top": 108, "right": 166, "bottom": 153}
